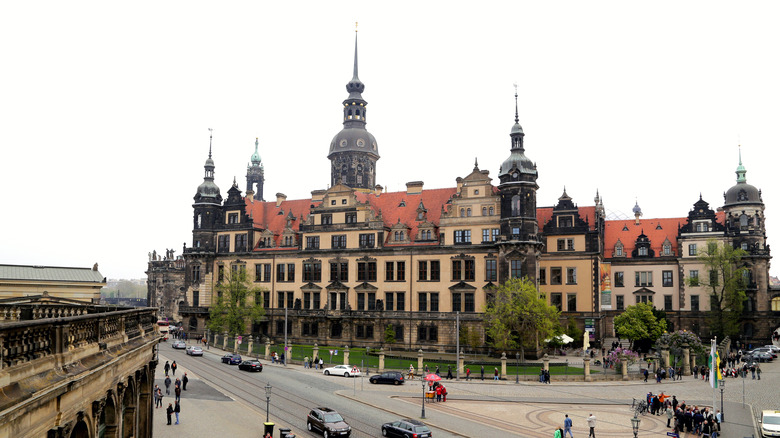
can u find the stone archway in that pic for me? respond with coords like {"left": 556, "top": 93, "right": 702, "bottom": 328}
{"left": 121, "top": 378, "right": 136, "bottom": 438}
{"left": 70, "top": 420, "right": 90, "bottom": 438}
{"left": 137, "top": 367, "right": 152, "bottom": 438}
{"left": 101, "top": 392, "right": 119, "bottom": 438}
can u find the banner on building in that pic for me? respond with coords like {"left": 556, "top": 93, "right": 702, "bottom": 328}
{"left": 600, "top": 262, "right": 612, "bottom": 310}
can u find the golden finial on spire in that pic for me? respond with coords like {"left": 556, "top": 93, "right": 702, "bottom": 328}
{"left": 355, "top": 21, "right": 358, "bottom": 33}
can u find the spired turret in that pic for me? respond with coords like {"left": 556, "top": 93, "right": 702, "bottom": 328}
{"left": 246, "top": 138, "right": 265, "bottom": 202}
{"left": 192, "top": 131, "right": 223, "bottom": 251}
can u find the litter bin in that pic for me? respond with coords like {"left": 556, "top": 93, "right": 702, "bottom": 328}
{"left": 263, "top": 422, "right": 274, "bottom": 436}
{"left": 278, "top": 427, "right": 291, "bottom": 438}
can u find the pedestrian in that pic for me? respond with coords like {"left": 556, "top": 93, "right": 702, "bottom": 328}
{"left": 435, "top": 365, "right": 440, "bottom": 376}
{"left": 164, "top": 361, "right": 170, "bottom": 376}
{"left": 587, "top": 413, "right": 596, "bottom": 438}
{"left": 164, "top": 375, "right": 171, "bottom": 395}
{"left": 153, "top": 385, "right": 160, "bottom": 408}
{"left": 319, "top": 358, "right": 323, "bottom": 370}
{"left": 757, "top": 364, "right": 762, "bottom": 380}
{"left": 408, "top": 364, "right": 415, "bottom": 380}
{"left": 446, "top": 365, "right": 453, "bottom": 380}
{"left": 182, "top": 373, "right": 189, "bottom": 391}
{"left": 435, "top": 384, "right": 442, "bottom": 402}
{"left": 666, "top": 407, "right": 673, "bottom": 428}
{"left": 554, "top": 427, "right": 563, "bottom": 438}
{"left": 174, "top": 400, "right": 180, "bottom": 424}
{"left": 563, "top": 414, "right": 574, "bottom": 438}
{"left": 466, "top": 367, "right": 471, "bottom": 380}
{"left": 441, "top": 385, "right": 447, "bottom": 402}
{"left": 175, "top": 384, "right": 181, "bottom": 402}
{"left": 304, "top": 356, "right": 309, "bottom": 369}
{"left": 494, "top": 367, "right": 499, "bottom": 381}
{"left": 545, "top": 369, "right": 551, "bottom": 384}
{"left": 166, "top": 403, "right": 173, "bottom": 425}
{"left": 481, "top": 365, "right": 485, "bottom": 381}
{"left": 171, "top": 361, "right": 177, "bottom": 376}
{"left": 643, "top": 368, "right": 648, "bottom": 382}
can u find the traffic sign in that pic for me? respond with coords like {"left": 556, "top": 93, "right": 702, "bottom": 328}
{"left": 667, "top": 433, "right": 679, "bottom": 437}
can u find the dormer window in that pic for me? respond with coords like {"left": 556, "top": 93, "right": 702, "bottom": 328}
{"left": 662, "top": 242, "right": 672, "bottom": 256}
{"left": 615, "top": 241, "right": 624, "bottom": 257}
{"left": 638, "top": 247, "right": 648, "bottom": 256}
{"left": 558, "top": 216, "right": 573, "bottom": 227}
{"left": 417, "top": 211, "right": 424, "bottom": 220}
{"left": 695, "top": 222, "right": 709, "bottom": 232}
{"left": 228, "top": 213, "right": 239, "bottom": 224}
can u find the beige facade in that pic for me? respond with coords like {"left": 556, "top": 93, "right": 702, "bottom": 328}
{"left": 0, "top": 264, "right": 105, "bottom": 304}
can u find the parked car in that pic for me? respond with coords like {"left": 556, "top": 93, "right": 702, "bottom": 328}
{"left": 185, "top": 346, "right": 203, "bottom": 356}
{"left": 323, "top": 365, "right": 361, "bottom": 378}
{"left": 238, "top": 360, "right": 263, "bottom": 372}
{"left": 382, "top": 418, "right": 432, "bottom": 438}
{"left": 370, "top": 371, "right": 405, "bottom": 385}
{"left": 171, "top": 340, "right": 186, "bottom": 349}
{"left": 221, "top": 353, "right": 242, "bottom": 365}
{"left": 752, "top": 347, "right": 778, "bottom": 359}
{"left": 307, "top": 407, "right": 351, "bottom": 437}
{"left": 764, "top": 345, "right": 780, "bottom": 354}
{"left": 760, "top": 410, "right": 780, "bottom": 437}
{"left": 750, "top": 351, "right": 774, "bottom": 362}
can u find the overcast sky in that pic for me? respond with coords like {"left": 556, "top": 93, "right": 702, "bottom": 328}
{"left": 1, "top": 1, "right": 777, "bottom": 280}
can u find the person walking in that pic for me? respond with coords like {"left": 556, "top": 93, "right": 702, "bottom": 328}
{"left": 481, "top": 365, "right": 485, "bottom": 381}
{"left": 164, "top": 361, "right": 170, "bottom": 376}
{"left": 666, "top": 407, "right": 674, "bottom": 428}
{"left": 319, "top": 358, "right": 323, "bottom": 370}
{"left": 446, "top": 365, "right": 453, "bottom": 380}
{"left": 182, "top": 373, "right": 189, "bottom": 390}
{"left": 164, "top": 375, "right": 171, "bottom": 395}
{"left": 466, "top": 367, "right": 471, "bottom": 380}
{"left": 563, "top": 414, "right": 574, "bottom": 438}
{"left": 166, "top": 403, "right": 173, "bottom": 425}
{"left": 757, "top": 364, "right": 762, "bottom": 380}
{"left": 587, "top": 413, "right": 596, "bottom": 438}
{"left": 174, "top": 401, "right": 180, "bottom": 424}
{"left": 153, "top": 385, "right": 160, "bottom": 408}
{"left": 174, "top": 384, "right": 181, "bottom": 402}
{"left": 554, "top": 427, "right": 563, "bottom": 438}
{"left": 494, "top": 367, "right": 499, "bottom": 381}
{"left": 171, "top": 361, "right": 177, "bottom": 376}
{"left": 304, "top": 356, "right": 309, "bottom": 369}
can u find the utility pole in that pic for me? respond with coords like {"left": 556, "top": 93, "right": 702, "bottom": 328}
{"left": 456, "top": 311, "right": 460, "bottom": 381}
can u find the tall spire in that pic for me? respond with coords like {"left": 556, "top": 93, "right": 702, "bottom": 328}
{"left": 514, "top": 82, "right": 519, "bottom": 124}
{"left": 208, "top": 127, "right": 213, "bottom": 159}
{"left": 352, "top": 22, "right": 359, "bottom": 82}
{"left": 346, "top": 25, "right": 365, "bottom": 99}
{"left": 736, "top": 144, "right": 747, "bottom": 183}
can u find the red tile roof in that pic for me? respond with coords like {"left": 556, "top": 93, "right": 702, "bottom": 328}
{"left": 537, "top": 206, "right": 598, "bottom": 231}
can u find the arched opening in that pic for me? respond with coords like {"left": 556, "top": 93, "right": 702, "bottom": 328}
{"left": 511, "top": 195, "right": 521, "bottom": 216}
{"left": 189, "top": 317, "right": 198, "bottom": 332}
{"left": 121, "top": 379, "right": 136, "bottom": 438}
{"left": 137, "top": 369, "right": 151, "bottom": 438}
{"left": 102, "top": 394, "right": 118, "bottom": 438}
{"left": 70, "top": 420, "right": 90, "bottom": 438}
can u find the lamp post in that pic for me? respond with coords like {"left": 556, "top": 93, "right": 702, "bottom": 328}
{"left": 719, "top": 378, "right": 725, "bottom": 422}
{"left": 421, "top": 377, "right": 426, "bottom": 419}
{"left": 515, "top": 352, "right": 520, "bottom": 384}
{"left": 631, "top": 413, "right": 640, "bottom": 438}
{"left": 264, "top": 382, "right": 272, "bottom": 423}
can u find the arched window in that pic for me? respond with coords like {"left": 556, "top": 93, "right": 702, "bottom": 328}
{"left": 511, "top": 195, "right": 521, "bottom": 216}
{"left": 771, "top": 296, "right": 780, "bottom": 312}
{"left": 638, "top": 247, "right": 648, "bottom": 256}
{"left": 466, "top": 208, "right": 472, "bottom": 217}
{"left": 482, "top": 207, "right": 487, "bottom": 216}
{"left": 460, "top": 208, "right": 465, "bottom": 217}
{"left": 615, "top": 243, "right": 624, "bottom": 257}
{"left": 740, "top": 214, "right": 749, "bottom": 227}
{"left": 489, "top": 207, "right": 494, "bottom": 216}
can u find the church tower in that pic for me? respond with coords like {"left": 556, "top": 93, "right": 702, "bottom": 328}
{"left": 192, "top": 131, "right": 222, "bottom": 252}
{"left": 496, "top": 87, "right": 542, "bottom": 283}
{"left": 246, "top": 138, "right": 265, "bottom": 202}
{"left": 327, "top": 32, "right": 379, "bottom": 191}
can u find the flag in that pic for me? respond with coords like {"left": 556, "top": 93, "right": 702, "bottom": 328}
{"left": 709, "top": 342, "right": 718, "bottom": 389}
{"left": 716, "top": 350, "right": 723, "bottom": 381}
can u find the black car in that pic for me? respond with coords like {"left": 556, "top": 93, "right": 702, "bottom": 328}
{"left": 369, "top": 371, "right": 405, "bottom": 385}
{"left": 221, "top": 353, "right": 242, "bottom": 365}
{"left": 382, "top": 419, "right": 432, "bottom": 438}
{"left": 307, "top": 407, "right": 351, "bottom": 437}
{"left": 238, "top": 360, "right": 263, "bottom": 372}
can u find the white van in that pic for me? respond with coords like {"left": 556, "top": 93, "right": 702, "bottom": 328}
{"left": 760, "top": 410, "right": 780, "bottom": 437}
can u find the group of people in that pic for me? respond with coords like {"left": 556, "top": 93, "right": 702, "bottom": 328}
{"left": 302, "top": 356, "right": 324, "bottom": 369}
{"left": 645, "top": 391, "right": 671, "bottom": 415}
{"left": 553, "top": 414, "right": 597, "bottom": 438}
{"left": 154, "top": 360, "right": 190, "bottom": 425}
{"left": 539, "top": 368, "right": 551, "bottom": 384}
{"left": 671, "top": 402, "right": 721, "bottom": 437}
{"left": 427, "top": 381, "right": 448, "bottom": 402}
{"left": 270, "top": 351, "right": 285, "bottom": 364}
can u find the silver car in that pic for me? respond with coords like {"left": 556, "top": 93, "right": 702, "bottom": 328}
{"left": 186, "top": 345, "right": 203, "bottom": 356}
{"left": 171, "top": 340, "right": 186, "bottom": 349}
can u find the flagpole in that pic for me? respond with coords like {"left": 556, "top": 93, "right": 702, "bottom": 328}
{"left": 712, "top": 337, "right": 717, "bottom": 414}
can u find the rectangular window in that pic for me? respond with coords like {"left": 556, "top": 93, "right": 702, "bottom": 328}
{"left": 357, "top": 261, "right": 377, "bottom": 282}
{"left": 418, "top": 293, "right": 427, "bottom": 312}
{"left": 452, "top": 293, "right": 462, "bottom": 312}
{"left": 218, "top": 265, "right": 224, "bottom": 282}
{"left": 558, "top": 216, "right": 573, "bottom": 227}
{"left": 192, "top": 265, "right": 201, "bottom": 283}
{"left": 321, "top": 214, "right": 332, "bottom": 225}
{"left": 306, "top": 236, "right": 320, "bottom": 249}
{"left": 345, "top": 212, "right": 357, "bottom": 224}
{"left": 512, "top": 227, "right": 520, "bottom": 239}
{"left": 359, "top": 233, "right": 375, "bottom": 248}
{"left": 331, "top": 235, "right": 347, "bottom": 249}
{"left": 482, "top": 229, "right": 490, "bottom": 243}
{"left": 357, "top": 293, "right": 365, "bottom": 311}
{"left": 691, "top": 295, "right": 700, "bottom": 311}
{"left": 287, "top": 291, "right": 294, "bottom": 309}
{"left": 385, "top": 292, "right": 394, "bottom": 311}
{"left": 511, "top": 260, "right": 523, "bottom": 278}
{"left": 566, "top": 268, "right": 577, "bottom": 285}
{"left": 662, "top": 270, "right": 673, "bottom": 287}
{"left": 367, "top": 293, "right": 376, "bottom": 311}
{"left": 396, "top": 262, "right": 405, "bottom": 281}
{"left": 430, "top": 261, "right": 440, "bottom": 281}
{"left": 218, "top": 235, "right": 230, "bottom": 253}
{"left": 689, "top": 270, "right": 699, "bottom": 286}
{"left": 228, "top": 213, "right": 239, "bottom": 224}
{"left": 287, "top": 263, "right": 295, "bottom": 282}
{"left": 567, "top": 293, "right": 577, "bottom": 312}
{"left": 614, "top": 271, "right": 624, "bottom": 287}
{"left": 550, "top": 293, "right": 562, "bottom": 311}
{"left": 452, "top": 260, "right": 462, "bottom": 281}
{"left": 430, "top": 293, "right": 439, "bottom": 312}
{"left": 396, "top": 292, "right": 405, "bottom": 311}
{"left": 688, "top": 244, "right": 697, "bottom": 256}
{"left": 263, "top": 291, "right": 270, "bottom": 308}
{"left": 664, "top": 295, "right": 673, "bottom": 311}
{"left": 551, "top": 267, "right": 562, "bottom": 285}
{"left": 539, "top": 268, "right": 546, "bottom": 285}
{"left": 492, "top": 228, "right": 500, "bottom": 242}
{"left": 312, "top": 292, "right": 320, "bottom": 309}
{"left": 709, "top": 269, "right": 719, "bottom": 285}
{"left": 635, "top": 271, "right": 653, "bottom": 287}
{"left": 386, "top": 261, "right": 394, "bottom": 281}
{"left": 418, "top": 261, "right": 427, "bottom": 281}
{"left": 277, "top": 264, "right": 285, "bottom": 282}
{"left": 557, "top": 239, "right": 565, "bottom": 251}
{"left": 303, "top": 292, "right": 311, "bottom": 309}
{"left": 485, "top": 259, "right": 497, "bottom": 281}
{"left": 303, "top": 262, "right": 321, "bottom": 282}
{"left": 235, "top": 234, "right": 247, "bottom": 252}
{"left": 465, "top": 293, "right": 475, "bottom": 312}
{"left": 192, "top": 290, "right": 199, "bottom": 307}
{"left": 453, "top": 229, "right": 471, "bottom": 244}
{"left": 567, "top": 239, "right": 574, "bottom": 250}
{"left": 616, "top": 295, "right": 624, "bottom": 310}
{"left": 277, "top": 291, "right": 284, "bottom": 308}
{"left": 464, "top": 259, "right": 475, "bottom": 281}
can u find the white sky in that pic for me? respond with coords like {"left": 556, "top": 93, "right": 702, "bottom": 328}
{"left": 1, "top": 1, "right": 778, "bottom": 280}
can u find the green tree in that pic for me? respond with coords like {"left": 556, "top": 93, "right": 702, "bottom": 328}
{"left": 565, "top": 317, "right": 583, "bottom": 347}
{"left": 656, "top": 330, "right": 705, "bottom": 366}
{"left": 687, "top": 240, "right": 748, "bottom": 339}
{"left": 207, "top": 269, "right": 266, "bottom": 336}
{"left": 483, "top": 277, "right": 560, "bottom": 361}
{"left": 613, "top": 303, "right": 667, "bottom": 350}
{"left": 383, "top": 324, "right": 396, "bottom": 345}
{"left": 459, "top": 326, "right": 482, "bottom": 353}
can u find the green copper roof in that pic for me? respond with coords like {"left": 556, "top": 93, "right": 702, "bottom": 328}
{"left": 251, "top": 138, "right": 261, "bottom": 165}
{"left": 0, "top": 264, "right": 105, "bottom": 283}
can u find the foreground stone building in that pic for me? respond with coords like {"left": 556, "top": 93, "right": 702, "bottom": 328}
{"left": 0, "top": 296, "right": 159, "bottom": 438}
{"left": 151, "top": 35, "right": 777, "bottom": 354}
{"left": 0, "top": 264, "right": 106, "bottom": 304}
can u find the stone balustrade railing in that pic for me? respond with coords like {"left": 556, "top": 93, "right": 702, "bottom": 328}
{"left": 0, "top": 308, "right": 157, "bottom": 370}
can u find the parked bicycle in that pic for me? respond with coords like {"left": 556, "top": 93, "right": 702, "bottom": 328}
{"left": 631, "top": 398, "right": 649, "bottom": 416}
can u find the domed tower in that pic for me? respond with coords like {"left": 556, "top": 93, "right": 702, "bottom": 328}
{"left": 327, "top": 32, "right": 379, "bottom": 191}
{"left": 246, "top": 138, "right": 265, "bottom": 201}
{"left": 192, "top": 131, "right": 223, "bottom": 251}
{"left": 722, "top": 148, "right": 771, "bottom": 310}
{"left": 496, "top": 87, "right": 542, "bottom": 283}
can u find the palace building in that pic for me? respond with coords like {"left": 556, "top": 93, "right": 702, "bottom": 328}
{"left": 151, "top": 35, "right": 778, "bottom": 354}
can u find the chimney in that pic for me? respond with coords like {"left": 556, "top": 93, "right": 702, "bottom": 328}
{"left": 374, "top": 184, "right": 383, "bottom": 196}
{"left": 456, "top": 177, "right": 463, "bottom": 194}
{"left": 406, "top": 181, "right": 424, "bottom": 196}
{"left": 276, "top": 193, "right": 287, "bottom": 207}
{"left": 311, "top": 190, "right": 326, "bottom": 202}
{"left": 246, "top": 189, "right": 255, "bottom": 203}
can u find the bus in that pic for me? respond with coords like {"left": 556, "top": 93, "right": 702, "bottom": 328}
{"left": 157, "top": 320, "right": 170, "bottom": 341}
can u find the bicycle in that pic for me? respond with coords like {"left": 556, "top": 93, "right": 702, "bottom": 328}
{"left": 631, "top": 398, "right": 649, "bottom": 416}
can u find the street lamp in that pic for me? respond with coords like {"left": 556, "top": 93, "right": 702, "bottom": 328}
{"left": 719, "top": 378, "right": 725, "bottom": 422}
{"left": 264, "top": 382, "right": 272, "bottom": 422}
{"left": 515, "top": 352, "right": 520, "bottom": 384}
{"left": 421, "top": 377, "right": 426, "bottom": 419}
{"left": 630, "top": 413, "right": 640, "bottom": 438}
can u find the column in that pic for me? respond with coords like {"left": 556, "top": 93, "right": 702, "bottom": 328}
{"left": 543, "top": 354, "right": 550, "bottom": 372}
{"left": 417, "top": 349, "right": 424, "bottom": 374}
{"left": 343, "top": 346, "right": 350, "bottom": 365}
{"left": 500, "top": 353, "right": 507, "bottom": 379}
{"left": 248, "top": 337, "right": 254, "bottom": 357}
{"left": 222, "top": 332, "right": 228, "bottom": 350}
{"left": 690, "top": 353, "right": 697, "bottom": 372}
{"left": 458, "top": 350, "right": 464, "bottom": 376}
{"left": 682, "top": 344, "right": 690, "bottom": 376}
{"left": 661, "top": 347, "right": 670, "bottom": 369}
{"left": 379, "top": 348, "right": 385, "bottom": 372}
{"left": 621, "top": 361, "right": 628, "bottom": 380}
{"left": 265, "top": 340, "right": 271, "bottom": 360}
{"left": 583, "top": 357, "right": 592, "bottom": 382}
{"left": 312, "top": 343, "right": 319, "bottom": 365}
